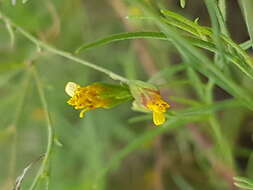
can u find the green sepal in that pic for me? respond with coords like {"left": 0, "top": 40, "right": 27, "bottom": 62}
{"left": 128, "top": 80, "right": 158, "bottom": 113}
{"left": 96, "top": 83, "right": 133, "bottom": 108}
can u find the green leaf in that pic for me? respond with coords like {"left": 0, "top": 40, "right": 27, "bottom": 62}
{"left": 161, "top": 8, "right": 253, "bottom": 77}
{"left": 239, "top": 0, "right": 253, "bottom": 50}
{"left": 161, "top": 9, "right": 211, "bottom": 37}
{"left": 74, "top": 31, "right": 253, "bottom": 79}
{"left": 205, "top": 0, "right": 228, "bottom": 68}
{"left": 75, "top": 32, "right": 166, "bottom": 54}
{"left": 130, "top": 2, "right": 253, "bottom": 110}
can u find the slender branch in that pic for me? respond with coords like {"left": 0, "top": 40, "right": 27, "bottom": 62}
{"left": 6, "top": 71, "right": 31, "bottom": 189}
{"left": 28, "top": 66, "right": 55, "bottom": 190}
{"left": 0, "top": 11, "right": 129, "bottom": 84}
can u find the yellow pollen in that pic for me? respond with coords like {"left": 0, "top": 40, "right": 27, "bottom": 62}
{"left": 65, "top": 82, "right": 109, "bottom": 117}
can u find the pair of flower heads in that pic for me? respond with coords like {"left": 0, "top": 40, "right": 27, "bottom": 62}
{"left": 65, "top": 80, "right": 170, "bottom": 126}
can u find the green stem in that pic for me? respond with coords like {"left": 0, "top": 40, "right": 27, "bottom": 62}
{"left": 0, "top": 11, "right": 129, "bottom": 84}
{"left": 204, "top": 0, "right": 234, "bottom": 165}
{"left": 8, "top": 71, "right": 31, "bottom": 183}
{"left": 28, "top": 67, "right": 55, "bottom": 190}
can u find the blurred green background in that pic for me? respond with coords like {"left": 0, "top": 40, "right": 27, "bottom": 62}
{"left": 1, "top": 0, "right": 253, "bottom": 190}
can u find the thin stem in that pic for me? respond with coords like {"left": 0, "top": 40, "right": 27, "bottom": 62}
{"left": 0, "top": 11, "right": 129, "bottom": 84}
{"left": 28, "top": 66, "right": 55, "bottom": 190}
{"left": 204, "top": 0, "right": 234, "bottom": 166}
{"left": 7, "top": 70, "right": 31, "bottom": 184}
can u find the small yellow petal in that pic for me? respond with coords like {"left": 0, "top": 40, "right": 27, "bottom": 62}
{"left": 153, "top": 112, "right": 165, "bottom": 126}
{"left": 65, "top": 82, "right": 79, "bottom": 97}
{"left": 79, "top": 109, "right": 86, "bottom": 118}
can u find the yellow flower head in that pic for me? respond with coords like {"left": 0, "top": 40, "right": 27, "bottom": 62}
{"left": 65, "top": 82, "right": 109, "bottom": 118}
{"left": 129, "top": 80, "right": 170, "bottom": 126}
{"left": 65, "top": 82, "right": 132, "bottom": 118}
{"left": 143, "top": 89, "right": 170, "bottom": 126}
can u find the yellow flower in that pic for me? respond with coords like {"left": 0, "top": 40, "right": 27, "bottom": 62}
{"left": 144, "top": 90, "right": 170, "bottom": 126}
{"left": 129, "top": 80, "right": 170, "bottom": 126}
{"left": 65, "top": 82, "right": 132, "bottom": 118}
{"left": 65, "top": 82, "right": 109, "bottom": 118}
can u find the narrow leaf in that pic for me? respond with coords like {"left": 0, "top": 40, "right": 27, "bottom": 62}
{"left": 75, "top": 32, "right": 166, "bottom": 53}
{"left": 239, "top": 0, "right": 253, "bottom": 49}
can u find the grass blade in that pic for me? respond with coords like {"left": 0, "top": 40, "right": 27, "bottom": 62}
{"left": 75, "top": 32, "right": 166, "bottom": 53}
{"left": 239, "top": 0, "right": 253, "bottom": 50}
{"left": 28, "top": 67, "right": 55, "bottom": 190}
{"left": 74, "top": 31, "right": 253, "bottom": 79}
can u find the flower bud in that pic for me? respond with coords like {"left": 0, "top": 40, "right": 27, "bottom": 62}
{"left": 129, "top": 80, "right": 170, "bottom": 126}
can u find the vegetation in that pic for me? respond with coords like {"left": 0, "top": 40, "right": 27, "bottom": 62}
{"left": 0, "top": 0, "right": 253, "bottom": 190}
